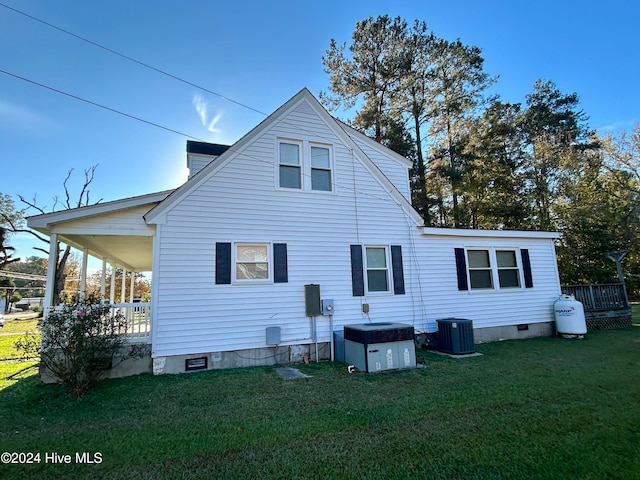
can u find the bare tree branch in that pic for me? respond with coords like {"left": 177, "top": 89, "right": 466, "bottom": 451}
{"left": 77, "top": 165, "right": 99, "bottom": 208}
{"left": 65, "top": 169, "right": 75, "bottom": 208}
{"left": 17, "top": 195, "right": 47, "bottom": 215}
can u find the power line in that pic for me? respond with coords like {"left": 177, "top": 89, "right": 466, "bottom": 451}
{"left": 0, "top": 2, "right": 354, "bottom": 150}
{"left": 0, "top": 1, "right": 269, "bottom": 118}
{"left": 0, "top": 4, "right": 417, "bottom": 217}
{"left": 0, "top": 68, "right": 205, "bottom": 141}
{"left": 0, "top": 67, "right": 411, "bottom": 214}
{"left": 0, "top": 270, "right": 46, "bottom": 281}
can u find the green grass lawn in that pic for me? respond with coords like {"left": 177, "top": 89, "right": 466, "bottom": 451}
{"left": 0, "top": 315, "right": 40, "bottom": 335}
{"left": 0, "top": 324, "right": 639, "bottom": 479}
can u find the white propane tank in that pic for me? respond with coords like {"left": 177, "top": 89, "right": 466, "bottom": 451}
{"left": 554, "top": 294, "right": 587, "bottom": 338}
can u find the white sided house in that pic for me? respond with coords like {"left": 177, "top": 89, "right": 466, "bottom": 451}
{"left": 28, "top": 88, "right": 561, "bottom": 376}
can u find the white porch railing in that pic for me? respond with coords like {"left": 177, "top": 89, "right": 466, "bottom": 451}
{"left": 110, "top": 302, "right": 151, "bottom": 342}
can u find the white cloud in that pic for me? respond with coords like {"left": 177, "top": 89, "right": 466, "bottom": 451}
{"left": 192, "top": 94, "right": 223, "bottom": 135}
{"left": 597, "top": 119, "right": 637, "bottom": 134}
{"left": 206, "top": 111, "right": 223, "bottom": 134}
{"left": 192, "top": 93, "right": 208, "bottom": 125}
{"left": 0, "top": 98, "right": 49, "bottom": 132}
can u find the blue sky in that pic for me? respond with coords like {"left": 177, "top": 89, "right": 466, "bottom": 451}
{"left": 1, "top": 0, "right": 639, "bottom": 261}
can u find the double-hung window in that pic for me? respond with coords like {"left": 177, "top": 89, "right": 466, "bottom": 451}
{"left": 279, "top": 142, "right": 301, "bottom": 189}
{"left": 496, "top": 250, "right": 521, "bottom": 288}
{"left": 458, "top": 248, "right": 524, "bottom": 290}
{"left": 278, "top": 139, "right": 332, "bottom": 192}
{"left": 467, "top": 250, "right": 493, "bottom": 289}
{"left": 365, "top": 246, "right": 389, "bottom": 293}
{"left": 350, "top": 244, "right": 405, "bottom": 296}
{"left": 215, "top": 242, "right": 288, "bottom": 285}
{"left": 235, "top": 244, "right": 269, "bottom": 281}
{"left": 311, "top": 146, "right": 332, "bottom": 191}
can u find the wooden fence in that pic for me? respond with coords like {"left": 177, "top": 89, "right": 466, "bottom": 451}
{"left": 562, "top": 283, "right": 628, "bottom": 311}
{"left": 561, "top": 283, "right": 631, "bottom": 330}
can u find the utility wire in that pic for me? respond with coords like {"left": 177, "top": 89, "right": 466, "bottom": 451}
{"left": 0, "top": 1, "right": 269, "bottom": 118}
{"left": 0, "top": 66, "right": 406, "bottom": 209}
{"left": 0, "top": 68, "right": 205, "bottom": 141}
{"left": 0, "top": 5, "right": 418, "bottom": 215}
{"left": 0, "top": 2, "right": 349, "bottom": 149}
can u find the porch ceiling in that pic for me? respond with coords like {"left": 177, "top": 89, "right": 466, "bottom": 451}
{"left": 59, "top": 233, "right": 154, "bottom": 271}
{"left": 26, "top": 190, "right": 172, "bottom": 272}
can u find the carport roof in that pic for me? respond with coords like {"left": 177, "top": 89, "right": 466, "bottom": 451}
{"left": 27, "top": 190, "right": 173, "bottom": 271}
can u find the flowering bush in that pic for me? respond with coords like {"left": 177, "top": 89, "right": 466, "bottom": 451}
{"left": 17, "top": 293, "right": 128, "bottom": 397}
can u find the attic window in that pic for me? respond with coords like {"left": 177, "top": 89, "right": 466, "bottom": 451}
{"left": 311, "top": 146, "right": 331, "bottom": 191}
{"left": 277, "top": 140, "right": 333, "bottom": 192}
{"left": 279, "top": 142, "right": 301, "bottom": 189}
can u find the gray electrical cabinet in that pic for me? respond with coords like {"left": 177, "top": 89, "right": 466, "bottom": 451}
{"left": 343, "top": 323, "right": 416, "bottom": 372}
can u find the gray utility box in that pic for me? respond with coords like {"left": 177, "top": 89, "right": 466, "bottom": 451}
{"left": 344, "top": 323, "right": 416, "bottom": 372}
{"left": 437, "top": 318, "right": 475, "bottom": 355}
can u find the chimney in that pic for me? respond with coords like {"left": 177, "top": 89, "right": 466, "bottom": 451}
{"left": 186, "top": 141, "right": 231, "bottom": 179}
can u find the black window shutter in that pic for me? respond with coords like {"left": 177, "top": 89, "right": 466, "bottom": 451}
{"left": 454, "top": 248, "right": 469, "bottom": 291}
{"left": 391, "top": 245, "right": 405, "bottom": 295}
{"left": 350, "top": 244, "right": 365, "bottom": 297}
{"left": 521, "top": 249, "right": 534, "bottom": 288}
{"left": 215, "top": 242, "right": 232, "bottom": 284}
{"left": 273, "top": 243, "right": 288, "bottom": 283}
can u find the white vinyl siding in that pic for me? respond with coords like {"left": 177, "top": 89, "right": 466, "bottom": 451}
{"left": 152, "top": 98, "right": 420, "bottom": 357}
{"left": 415, "top": 235, "right": 561, "bottom": 332}
{"left": 149, "top": 94, "right": 561, "bottom": 359}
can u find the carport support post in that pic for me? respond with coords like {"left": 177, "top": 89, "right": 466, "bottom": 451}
{"left": 120, "top": 268, "right": 127, "bottom": 303}
{"left": 79, "top": 248, "right": 88, "bottom": 299}
{"left": 100, "top": 259, "right": 107, "bottom": 299}
{"left": 43, "top": 233, "right": 58, "bottom": 318}
{"left": 109, "top": 264, "right": 116, "bottom": 304}
{"left": 129, "top": 271, "right": 135, "bottom": 303}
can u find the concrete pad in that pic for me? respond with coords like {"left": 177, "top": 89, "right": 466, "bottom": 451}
{"left": 276, "top": 367, "right": 312, "bottom": 380}
{"left": 427, "top": 350, "right": 483, "bottom": 359}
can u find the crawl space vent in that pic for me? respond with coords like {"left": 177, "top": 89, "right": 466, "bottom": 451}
{"left": 185, "top": 357, "right": 208, "bottom": 372}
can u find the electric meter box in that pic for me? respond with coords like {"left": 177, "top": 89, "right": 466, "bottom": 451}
{"left": 343, "top": 323, "right": 416, "bottom": 372}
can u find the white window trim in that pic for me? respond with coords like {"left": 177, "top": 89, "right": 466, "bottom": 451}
{"left": 465, "top": 247, "right": 524, "bottom": 291}
{"left": 233, "top": 242, "right": 272, "bottom": 284}
{"left": 276, "top": 138, "right": 334, "bottom": 193}
{"left": 364, "top": 245, "right": 392, "bottom": 295}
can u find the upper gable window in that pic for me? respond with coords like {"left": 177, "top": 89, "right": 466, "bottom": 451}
{"left": 278, "top": 140, "right": 333, "bottom": 192}
{"left": 279, "top": 142, "right": 301, "bottom": 189}
{"left": 311, "top": 146, "right": 332, "bottom": 191}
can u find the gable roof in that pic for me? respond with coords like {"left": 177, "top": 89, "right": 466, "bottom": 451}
{"left": 336, "top": 120, "right": 413, "bottom": 168}
{"left": 28, "top": 189, "right": 173, "bottom": 232}
{"left": 144, "top": 88, "right": 423, "bottom": 226}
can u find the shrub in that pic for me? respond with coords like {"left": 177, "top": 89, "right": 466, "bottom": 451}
{"left": 16, "top": 293, "right": 128, "bottom": 397}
